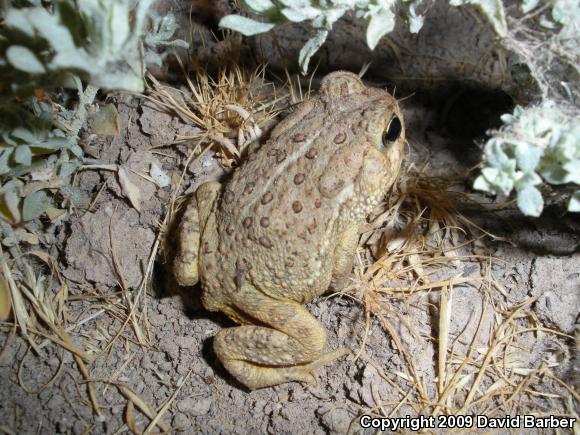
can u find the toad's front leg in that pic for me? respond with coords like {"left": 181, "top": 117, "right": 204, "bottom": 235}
{"left": 213, "top": 289, "right": 349, "bottom": 389}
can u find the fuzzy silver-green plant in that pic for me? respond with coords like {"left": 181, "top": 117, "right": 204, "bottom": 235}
{"left": 220, "top": 0, "right": 578, "bottom": 76}
{"left": 0, "top": 179, "right": 52, "bottom": 227}
{"left": 220, "top": 0, "right": 426, "bottom": 74}
{"left": 0, "top": 101, "right": 82, "bottom": 176}
{"left": 0, "top": 1, "right": 188, "bottom": 228}
{"left": 474, "top": 101, "right": 579, "bottom": 216}
{"left": 0, "top": 94, "right": 89, "bottom": 227}
{"left": 0, "top": 0, "right": 187, "bottom": 95}
{"left": 218, "top": 0, "right": 523, "bottom": 73}
{"left": 472, "top": 0, "right": 579, "bottom": 216}
{"left": 522, "top": 0, "right": 579, "bottom": 28}
{"left": 145, "top": 12, "right": 189, "bottom": 66}
{"left": 1, "top": 0, "right": 153, "bottom": 94}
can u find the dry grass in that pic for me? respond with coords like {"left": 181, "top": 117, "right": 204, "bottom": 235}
{"left": 0, "top": 244, "right": 110, "bottom": 419}
{"left": 0, "top": 247, "right": 91, "bottom": 359}
{"left": 145, "top": 63, "right": 286, "bottom": 167}
{"left": 341, "top": 162, "right": 578, "bottom": 429}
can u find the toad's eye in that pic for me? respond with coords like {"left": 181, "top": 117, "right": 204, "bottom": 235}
{"left": 382, "top": 116, "right": 402, "bottom": 145}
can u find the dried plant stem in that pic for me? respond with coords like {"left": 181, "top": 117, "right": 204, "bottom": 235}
{"left": 143, "top": 369, "right": 193, "bottom": 435}
{"left": 117, "top": 385, "right": 171, "bottom": 433}
{"left": 74, "top": 354, "right": 102, "bottom": 417}
{"left": 437, "top": 284, "right": 451, "bottom": 395}
{"left": 457, "top": 298, "right": 536, "bottom": 415}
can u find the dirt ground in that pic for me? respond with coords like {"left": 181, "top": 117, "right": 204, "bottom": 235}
{"left": 0, "top": 72, "right": 579, "bottom": 434}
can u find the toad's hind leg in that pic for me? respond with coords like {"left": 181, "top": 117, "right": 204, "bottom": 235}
{"left": 173, "top": 181, "right": 221, "bottom": 287}
{"left": 214, "top": 292, "right": 349, "bottom": 389}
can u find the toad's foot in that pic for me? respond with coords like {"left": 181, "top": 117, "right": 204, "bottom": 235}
{"left": 212, "top": 290, "right": 349, "bottom": 389}
{"left": 282, "top": 347, "right": 351, "bottom": 385}
{"left": 173, "top": 182, "right": 221, "bottom": 287}
{"left": 217, "top": 340, "right": 350, "bottom": 389}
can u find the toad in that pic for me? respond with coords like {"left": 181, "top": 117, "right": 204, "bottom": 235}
{"left": 174, "top": 71, "right": 405, "bottom": 389}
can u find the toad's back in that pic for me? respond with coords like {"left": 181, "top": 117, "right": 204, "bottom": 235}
{"left": 201, "top": 82, "right": 404, "bottom": 305}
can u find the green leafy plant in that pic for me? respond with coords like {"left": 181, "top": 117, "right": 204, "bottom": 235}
{"left": 471, "top": 0, "right": 580, "bottom": 217}
{"left": 474, "top": 101, "right": 579, "bottom": 216}
{"left": 0, "top": 101, "right": 82, "bottom": 176}
{"left": 219, "top": 0, "right": 426, "bottom": 73}
{"left": 1, "top": 0, "right": 188, "bottom": 100}
{"left": 216, "top": 0, "right": 533, "bottom": 73}
{"left": 145, "top": 12, "right": 190, "bottom": 66}
{"left": 521, "top": 0, "right": 579, "bottom": 28}
{"left": 0, "top": 179, "right": 52, "bottom": 226}
{"left": 219, "top": 0, "right": 578, "bottom": 75}
{"left": 1, "top": 0, "right": 155, "bottom": 94}
{"left": 0, "top": 96, "right": 81, "bottom": 228}
{"left": 0, "top": 0, "right": 189, "bottom": 229}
